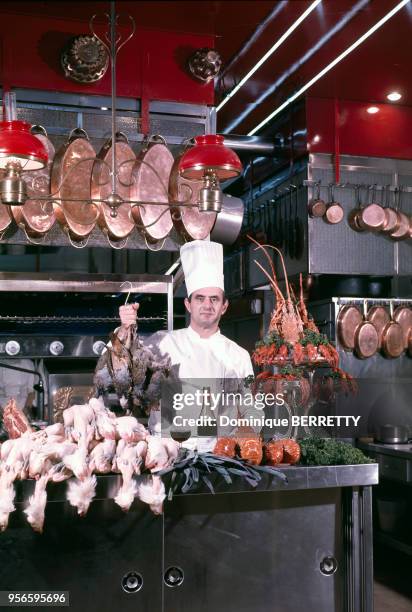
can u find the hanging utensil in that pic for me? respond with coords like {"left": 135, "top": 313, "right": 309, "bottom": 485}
{"left": 348, "top": 185, "right": 366, "bottom": 233}
{"left": 366, "top": 303, "right": 390, "bottom": 349}
{"left": 288, "top": 186, "right": 295, "bottom": 259}
{"left": 389, "top": 186, "right": 410, "bottom": 241}
{"left": 358, "top": 184, "right": 385, "bottom": 232}
{"left": 0, "top": 171, "right": 12, "bottom": 235}
{"left": 381, "top": 185, "right": 400, "bottom": 235}
{"left": 130, "top": 135, "right": 174, "bottom": 243}
{"left": 308, "top": 181, "right": 326, "bottom": 218}
{"left": 92, "top": 132, "right": 135, "bottom": 246}
{"left": 354, "top": 300, "right": 379, "bottom": 359}
{"left": 393, "top": 303, "right": 412, "bottom": 349}
{"left": 52, "top": 128, "right": 98, "bottom": 246}
{"left": 294, "top": 185, "right": 304, "bottom": 259}
{"left": 324, "top": 183, "right": 344, "bottom": 225}
{"left": 381, "top": 300, "right": 405, "bottom": 358}
{"left": 337, "top": 303, "right": 363, "bottom": 350}
{"left": 11, "top": 125, "right": 56, "bottom": 241}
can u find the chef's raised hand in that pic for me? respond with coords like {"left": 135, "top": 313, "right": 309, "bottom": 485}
{"left": 119, "top": 303, "right": 139, "bottom": 326}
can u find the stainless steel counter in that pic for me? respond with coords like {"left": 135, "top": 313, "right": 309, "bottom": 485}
{"left": 2, "top": 463, "right": 378, "bottom": 612}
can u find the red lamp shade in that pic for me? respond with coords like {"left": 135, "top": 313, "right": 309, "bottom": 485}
{"left": 0, "top": 121, "right": 48, "bottom": 171}
{"left": 179, "top": 134, "right": 242, "bottom": 181}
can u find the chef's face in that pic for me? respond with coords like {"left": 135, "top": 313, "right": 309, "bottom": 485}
{"left": 185, "top": 287, "right": 228, "bottom": 329}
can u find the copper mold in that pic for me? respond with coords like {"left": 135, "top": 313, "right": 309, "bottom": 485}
{"left": 51, "top": 129, "right": 98, "bottom": 244}
{"left": 131, "top": 139, "right": 173, "bottom": 242}
{"left": 11, "top": 130, "right": 56, "bottom": 239}
{"left": 61, "top": 35, "right": 109, "bottom": 84}
{"left": 92, "top": 137, "right": 135, "bottom": 243}
{"left": 169, "top": 152, "right": 217, "bottom": 241}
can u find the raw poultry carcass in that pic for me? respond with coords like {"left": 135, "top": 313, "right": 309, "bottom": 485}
{"left": 145, "top": 436, "right": 179, "bottom": 472}
{"left": 2, "top": 398, "right": 32, "bottom": 439}
{"left": 116, "top": 416, "right": 147, "bottom": 443}
{"left": 94, "top": 324, "right": 170, "bottom": 411}
{"left": 0, "top": 434, "right": 35, "bottom": 531}
{"left": 137, "top": 474, "right": 166, "bottom": 515}
{"left": 89, "top": 439, "right": 116, "bottom": 474}
{"left": 113, "top": 439, "right": 147, "bottom": 511}
{"left": 67, "top": 475, "right": 97, "bottom": 517}
{"left": 89, "top": 397, "right": 117, "bottom": 440}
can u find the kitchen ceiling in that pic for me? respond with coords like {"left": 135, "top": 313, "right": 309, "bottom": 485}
{"left": 2, "top": 1, "right": 412, "bottom": 135}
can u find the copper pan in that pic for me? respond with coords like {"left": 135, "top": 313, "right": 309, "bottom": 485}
{"left": 337, "top": 304, "right": 362, "bottom": 350}
{"left": 393, "top": 304, "right": 412, "bottom": 349}
{"left": 389, "top": 187, "right": 409, "bottom": 241}
{"left": 324, "top": 184, "right": 344, "bottom": 225}
{"left": 51, "top": 128, "right": 98, "bottom": 246}
{"left": 130, "top": 135, "right": 173, "bottom": 243}
{"left": 169, "top": 151, "right": 217, "bottom": 241}
{"left": 366, "top": 304, "right": 390, "bottom": 349}
{"left": 381, "top": 301, "right": 404, "bottom": 358}
{"left": 354, "top": 301, "right": 379, "bottom": 359}
{"left": 348, "top": 185, "right": 366, "bottom": 233}
{"left": 358, "top": 185, "right": 385, "bottom": 232}
{"left": 11, "top": 126, "right": 56, "bottom": 242}
{"left": 307, "top": 182, "right": 326, "bottom": 218}
{"left": 92, "top": 132, "right": 135, "bottom": 247}
{"left": 0, "top": 170, "right": 12, "bottom": 235}
{"left": 381, "top": 185, "right": 400, "bottom": 235}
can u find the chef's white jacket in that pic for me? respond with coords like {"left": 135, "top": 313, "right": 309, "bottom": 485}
{"left": 145, "top": 325, "right": 255, "bottom": 451}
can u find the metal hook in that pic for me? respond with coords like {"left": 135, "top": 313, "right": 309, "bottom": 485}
{"left": 120, "top": 281, "right": 133, "bottom": 305}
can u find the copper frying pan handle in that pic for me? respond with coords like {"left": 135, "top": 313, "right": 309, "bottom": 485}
{"left": 148, "top": 134, "right": 167, "bottom": 146}
{"left": 65, "top": 230, "right": 91, "bottom": 249}
{"left": 104, "top": 231, "right": 129, "bottom": 250}
{"left": 144, "top": 234, "right": 166, "bottom": 252}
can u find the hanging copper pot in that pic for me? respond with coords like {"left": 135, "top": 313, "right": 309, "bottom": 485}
{"left": 389, "top": 187, "right": 410, "bottom": 241}
{"left": 0, "top": 170, "right": 12, "bottom": 235}
{"left": 358, "top": 185, "right": 385, "bottom": 232}
{"left": 169, "top": 150, "right": 217, "bottom": 241}
{"left": 92, "top": 132, "right": 135, "bottom": 247}
{"left": 354, "top": 300, "right": 379, "bottom": 359}
{"left": 337, "top": 304, "right": 363, "bottom": 350}
{"left": 366, "top": 304, "right": 390, "bottom": 349}
{"left": 11, "top": 126, "right": 56, "bottom": 241}
{"left": 308, "top": 182, "right": 326, "bottom": 218}
{"left": 51, "top": 128, "right": 98, "bottom": 246}
{"left": 324, "top": 184, "right": 344, "bottom": 225}
{"left": 393, "top": 304, "right": 412, "bottom": 349}
{"left": 381, "top": 185, "right": 400, "bottom": 235}
{"left": 130, "top": 135, "right": 173, "bottom": 243}
{"left": 381, "top": 301, "right": 405, "bottom": 358}
{"left": 348, "top": 185, "right": 367, "bottom": 233}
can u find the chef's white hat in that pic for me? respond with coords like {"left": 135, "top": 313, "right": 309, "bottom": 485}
{"left": 180, "top": 240, "right": 224, "bottom": 297}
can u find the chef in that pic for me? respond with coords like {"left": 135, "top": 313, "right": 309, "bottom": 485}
{"left": 119, "top": 240, "right": 257, "bottom": 450}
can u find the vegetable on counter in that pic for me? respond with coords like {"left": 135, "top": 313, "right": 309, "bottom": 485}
{"left": 298, "top": 438, "right": 374, "bottom": 466}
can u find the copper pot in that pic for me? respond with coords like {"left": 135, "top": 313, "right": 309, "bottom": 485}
{"left": 381, "top": 301, "right": 405, "bottom": 358}
{"left": 324, "top": 184, "right": 344, "bottom": 225}
{"left": 337, "top": 304, "right": 362, "bottom": 350}
{"left": 366, "top": 304, "right": 390, "bottom": 349}
{"left": 92, "top": 132, "right": 135, "bottom": 246}
{"left": 357, "top": 185, "right": 385, "bottom": 231}
{"left": 389, "top": 187, "right": 409, "bottom": 241}
{"left": 169, "top": 147, "right": 218, "bottom": 242}
{"left": 51, "top": 128, "right": 98, "bottom": 246}
{"left": 354, "top": 301, "right": 379, "bottom": 359}
{"left": 0, "top": 170, "right": 12, "bottom": 235}
{"left": 381, "top": 185, "right": 400, "bottom": 235}
{"left": 130, "top": 135, "right": 174, "bottom": 243}
{"left": 308, "top": 182, "right": 326, "bottom": 218}
{"left": 11, "top": 126, "right": 56, "bottom": 241}
{"left": 348, "top": 185, "right": 367, "bottom": 233}
{"left": 393, "top": 304, "right": 412, "bottom": 349}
